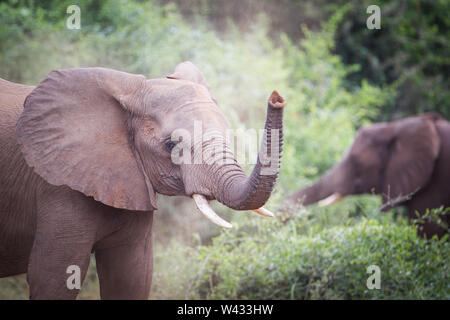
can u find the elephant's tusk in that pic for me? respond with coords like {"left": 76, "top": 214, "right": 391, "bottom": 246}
{"left": 252, "top": 207, "right": 275, "bottom": 217}
{"left": 192, "top": 194, "right": 232, "bottom": 229}
{"left": 318, "top": 193, "right": 344, "bottom": 207}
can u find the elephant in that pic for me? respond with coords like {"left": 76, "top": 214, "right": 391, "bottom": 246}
{"left": 288, "top": 113, "right": 449, "bottom": 238}
{"left": 0, "top": 61, "right": 286, "bottom": 299}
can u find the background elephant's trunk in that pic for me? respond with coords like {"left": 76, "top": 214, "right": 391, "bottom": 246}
{"left": 289, "top": 177, "right": 333, "bottom": 206}
{"left": 214, "top": 91, "right": 285, "bottom": 210}
{"left": 288, "top": 163, "right": 343, "bottom": 206}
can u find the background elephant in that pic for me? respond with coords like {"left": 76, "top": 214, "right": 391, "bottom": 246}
{"left": 289, "top": 113, "right": 449, "bottom": 238}
{"left": 0, "top": 61, "right": 285, "bottom": 299}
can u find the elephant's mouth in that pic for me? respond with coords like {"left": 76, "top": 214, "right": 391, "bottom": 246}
{"left": 192, "top": 193, "right": 274, "bottom": 229}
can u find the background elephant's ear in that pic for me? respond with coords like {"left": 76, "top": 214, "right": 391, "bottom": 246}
{"left": 166, "top": 61, "right": 217, "bottom": 103}
{"left": 382, "top": 116, "right": 441, "bottom": 209}
{"left": 16, "top": 68, "right": 156, "bottom": 211}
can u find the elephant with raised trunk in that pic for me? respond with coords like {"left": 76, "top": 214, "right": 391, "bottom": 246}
{"left": 0, "top": 62, "right": 286, "bottom": 299}
{"left": 289, "top": 113, "right": 449, "bottom": 238}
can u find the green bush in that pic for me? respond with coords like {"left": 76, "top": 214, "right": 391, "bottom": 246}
{"left": 151, "top": 215, "right": 449, "bottom": 300}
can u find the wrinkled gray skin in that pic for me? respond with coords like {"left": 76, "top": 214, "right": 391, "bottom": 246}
{"left": 289, "top": 113, "right": 449, "bottom": 238}
{"left": 0, "top": 62, "right": 285, "bottom": 299}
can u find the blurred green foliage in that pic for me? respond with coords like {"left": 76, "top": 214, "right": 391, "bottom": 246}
{"left": 0, "top": 0, "right": 448, "bottom": 299}
{"left": 162, "top": 0, "right": 450, "bottom": 119}
{"left": 334, "top": 0, "right": 450, "bottom": 120}
{"left": 278, "top": 6, "right": 394, "bottom": 193}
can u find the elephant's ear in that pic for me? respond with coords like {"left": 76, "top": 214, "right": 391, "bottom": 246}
{"left": 167, "top": 61, "right": 217, "bottom": 103}
{"left": 382, "top": 116, "right": 441, "bottom": 209}
{"left": 16, "top": 68, "right": 156, "bottom": 211}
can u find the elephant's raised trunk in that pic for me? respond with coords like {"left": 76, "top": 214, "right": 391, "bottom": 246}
{"left": 214, "top": 91, "right": 285, "bottom": 211}
{"left": 191, "top": 91, "right": 285, "bottom": 228}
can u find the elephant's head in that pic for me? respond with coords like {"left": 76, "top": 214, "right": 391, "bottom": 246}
{"left": 16, "top": 62, "right": 285, "bottom": 228}
{"left": 290, "top": 113, "right": 442, "bottom": 209}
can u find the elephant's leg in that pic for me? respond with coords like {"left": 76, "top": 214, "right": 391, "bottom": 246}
{"left": 94, "top": 212, "right": 153, "bottom": 300}
{"left": 28, "top": 186, "right": 99, "bottom": 299}
{"left": 414, "top": 215, "right": 448, "bottom": 239}
{"left": 408, "top": 196, "right": 448, "bottom": 239}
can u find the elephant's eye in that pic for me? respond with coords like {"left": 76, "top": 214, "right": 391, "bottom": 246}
{"left": 164, "top": 139, "right": 177, "bottom": 153}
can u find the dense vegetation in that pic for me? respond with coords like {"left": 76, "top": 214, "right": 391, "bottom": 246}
{"left": 0, "top": 0, "right": 448, "bottom": 299}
